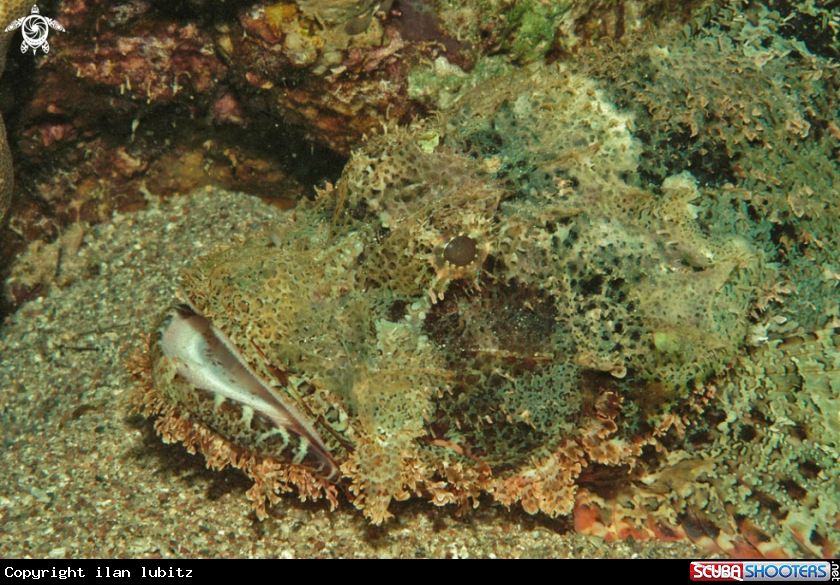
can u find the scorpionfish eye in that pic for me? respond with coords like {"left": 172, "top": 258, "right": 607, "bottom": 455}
{"left": 443, "top": 235, "right": 478, "bottom": 267}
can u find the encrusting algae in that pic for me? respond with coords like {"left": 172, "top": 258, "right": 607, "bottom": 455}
{"left": 132, "top": 3, "right": 840, "bottom": 559}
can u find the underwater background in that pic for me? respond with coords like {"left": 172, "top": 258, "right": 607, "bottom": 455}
{"left": 1, "top": 0, "right": 838, "bottom": 558}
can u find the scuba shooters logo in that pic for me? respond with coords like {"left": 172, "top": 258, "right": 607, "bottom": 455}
{"left": 690, "top": 561, "right": 838, "bottom": 582}
{"left": 4, "top": 5, "right": 65, "bottom": 55}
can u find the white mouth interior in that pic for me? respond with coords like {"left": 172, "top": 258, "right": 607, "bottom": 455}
{"left": 159, "top": 305, "right": 339, "bottom": 480}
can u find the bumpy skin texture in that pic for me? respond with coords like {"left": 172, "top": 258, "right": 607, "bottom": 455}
{"left": 136, "top": 61, "right": 839, "bottom": 557}
{"left": 133, "top": 4, "right": 840, "bottom": 557}
{"left": 0, "top": 0, "right": 31, "bottom": 222}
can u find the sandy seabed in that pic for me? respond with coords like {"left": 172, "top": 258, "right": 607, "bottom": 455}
{"left": 0, "top": 188, "right": 711, "bottom": 559}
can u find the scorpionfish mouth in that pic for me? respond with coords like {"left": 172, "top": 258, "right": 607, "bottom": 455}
{"left": 155, "top": 303, "right": 341, "bottom": 482}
